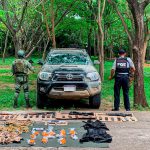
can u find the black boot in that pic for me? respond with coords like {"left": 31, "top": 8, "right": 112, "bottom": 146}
{"left": 26, "top": 99, "right": 32, "bottom": 108}
{"left": 13, "top": 99, "right": 18, "bottom": 108}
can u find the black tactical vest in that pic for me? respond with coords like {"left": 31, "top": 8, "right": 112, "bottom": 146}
{"left": 115, "top": 57, "right": 130, "bottom": 75}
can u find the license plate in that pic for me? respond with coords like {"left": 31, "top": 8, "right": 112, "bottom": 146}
{"left": 64, "top": 85, "right": 76, "bottom": 92}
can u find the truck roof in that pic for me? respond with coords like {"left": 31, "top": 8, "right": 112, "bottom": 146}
{"left": 50, "top": 48, "right": 87, "bottom": 53}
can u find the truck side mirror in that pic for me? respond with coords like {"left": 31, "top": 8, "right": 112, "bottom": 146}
{"left": 94, "top": 60, "right": 100, "bottom": 65}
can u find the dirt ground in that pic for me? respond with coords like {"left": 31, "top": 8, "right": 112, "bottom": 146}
{"left": 144, "top": 63, "right": 150, "bottom": 67}
{"left": 0, "top": 111, "right": 150, "bottom": 150}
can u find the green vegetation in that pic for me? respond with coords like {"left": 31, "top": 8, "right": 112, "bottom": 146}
{"left": 0, "top": 0, "right": 149, "bottom": 57}
{"left": 102, "top": 61, "right": 150, "bottom": 110}
{"left": 0, "top": 0, "right": 150, "bottom": 107}
{"left": 0, "top": 57, "right": 149, "bottom": 110}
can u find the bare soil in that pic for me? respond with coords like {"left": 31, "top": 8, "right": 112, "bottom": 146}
{"left": 0, "top": 81, "right": 36, "bottom": 90}
{"left": 0, "top": 73, "right": 11, "bottom": 76}
{"left": 0, "top": 82, "right": 14, "bottom": 89}
{"left": 144, "top": 63, "right": 150, "bottom": 67}
{"left": 0, "top": 66, "right": 11, "bottom": 69}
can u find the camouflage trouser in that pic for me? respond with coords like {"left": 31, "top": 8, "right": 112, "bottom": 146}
{"left": 14, "top": 75, "right": 29, "bottom": 101}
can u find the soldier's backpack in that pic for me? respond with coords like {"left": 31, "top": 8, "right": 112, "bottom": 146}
{"left": 14, "top": 59, "right": 26, "bottom": 74}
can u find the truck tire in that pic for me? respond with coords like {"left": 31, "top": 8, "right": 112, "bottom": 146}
{"left": 89, "top": 93, "right": 101, "bottom": 109}
{"left": 36, "top": 92, "right": 48, "bottom": 109}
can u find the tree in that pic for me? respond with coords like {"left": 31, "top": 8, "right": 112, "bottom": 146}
{"left": 0, "top": 0, "right": 29, "bottom": 56}
{"left": 97, "top": 0, "right": 106, "bottom": 81}
{"left": 109, "top": 0, "right": 150, "bottom": 63}
{"left": 0, "top": 0, "right": 44, "bottom": 57}
{"left": 127, "top": 0, "right": 150, "bottom": 107}
{"left": 51, "top": 0, "right": 56, "bottom": 48}
{"left": 108, "top": 0, "right": 134, "bottom": 57}
{"left": 142, "top": 6, "right": 150, "bottom": 64}
{"left": 2, "top": 30, "right": 9, "bottom": 62}
{"left": 85, "top": 0, "right": 106, "bottom": 80}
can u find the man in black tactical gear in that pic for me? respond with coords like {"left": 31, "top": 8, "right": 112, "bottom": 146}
{"left": 109, "top": 49, "right": 135, "bottom": 111}
{"left": 12, "top": 50, "right": 34, "bottom": 108}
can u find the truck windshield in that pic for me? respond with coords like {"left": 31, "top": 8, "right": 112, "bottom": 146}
{"left": 46, "top": 53, "right": 91, "bottom": 65}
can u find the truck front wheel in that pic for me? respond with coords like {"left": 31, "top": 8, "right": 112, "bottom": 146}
{"left": 37, "top": 92, "right": 48, "bottom": 109}
{"left": 89, "top": 93, "right": 101, "bottom": 109}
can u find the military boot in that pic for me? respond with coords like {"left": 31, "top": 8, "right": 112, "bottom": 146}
{"left": 13, "top": 92, "right": 19, "bottom": 108}
{"left": 13, "top": 99, "right": 18, "bottom": 108}
{"left": 26, "top": 99, "right": 32, "bottom": 109}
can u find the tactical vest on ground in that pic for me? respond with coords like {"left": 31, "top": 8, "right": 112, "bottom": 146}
{"left": 115, "top": 57, "right": 130, "bottom": 75}
{"left": 14, "top": 59, "right": 28, "bottom": 74}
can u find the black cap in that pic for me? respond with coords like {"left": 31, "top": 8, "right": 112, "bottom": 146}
{"left": 118, "top": 49, "right": 126, "bottom": 54}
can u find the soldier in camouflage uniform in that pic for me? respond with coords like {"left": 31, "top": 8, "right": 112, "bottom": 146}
{"left": 12, "top": 50, "right": 34, "bottom": 108}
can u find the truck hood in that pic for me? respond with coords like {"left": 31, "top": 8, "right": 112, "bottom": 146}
{"left": 40, "top": 64, "right": 97, "bottom": 73}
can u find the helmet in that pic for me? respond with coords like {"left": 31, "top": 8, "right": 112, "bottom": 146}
{"left": 17, "top": 50, "right": 25, "bottom": 58}
{"left": 118, "top": 49, "right": 126, "bottom": 55}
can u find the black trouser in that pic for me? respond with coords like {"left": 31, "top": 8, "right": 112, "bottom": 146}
{"left": 114, "top": 75, "right": 130, "bottom": 110}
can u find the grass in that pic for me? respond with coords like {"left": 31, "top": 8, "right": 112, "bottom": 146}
{"left": 0, "top": 57, "right": 150, "bottom": 110}
{"left": 101, "top": 61, "right": 150, "bottom": 110}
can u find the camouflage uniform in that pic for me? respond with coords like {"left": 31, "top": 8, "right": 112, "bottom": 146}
{"left": 12, "top": 56, "right": 34, "bottom": 108}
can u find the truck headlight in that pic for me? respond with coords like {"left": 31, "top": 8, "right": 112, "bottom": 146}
{"left": 86, "top": 72, "right": 100, "bottom": 81}
{"left": 39, "top": 72, "right": 52, "bottom": 81}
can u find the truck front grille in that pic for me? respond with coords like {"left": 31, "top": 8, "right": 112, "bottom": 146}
{"left": 52, "top": 72, "right": 85, "bottom": 82}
